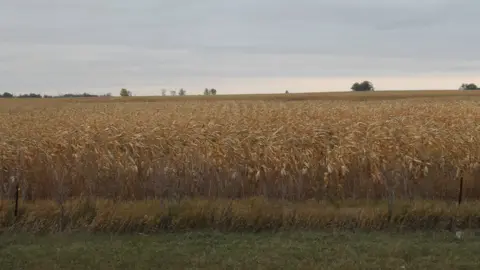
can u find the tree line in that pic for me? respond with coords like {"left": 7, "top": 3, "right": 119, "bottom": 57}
{"left": 1, "top": 82, "right": 478, "bottom": 99}
{"left": 0, "top": 92, "right": 112, "bottom": 98}
{"left": 120, "top": 88, "right": 218, "bottom": 97}
{"left": 0, "top": 87, "right": 219, "bottom": 98}
{"left": 349, "top": 81, "right": 479, "bottom": 92}
{"left": 459, "top": 83, "right": 479, "bottom": 90}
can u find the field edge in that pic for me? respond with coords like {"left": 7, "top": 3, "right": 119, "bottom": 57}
{"left": 1, "top": 198, "right": 478, "bottom": 233}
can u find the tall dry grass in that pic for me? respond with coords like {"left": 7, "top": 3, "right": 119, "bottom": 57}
{"left": 0, "top": 98, "right": 479, "bottom": 203}
{"left": 2, "top": 198, "right": 480, "bottom": 233}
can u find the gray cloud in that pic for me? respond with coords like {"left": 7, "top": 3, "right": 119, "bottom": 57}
{"left": 1, "top": 0, "right": 479, "bottom": 94}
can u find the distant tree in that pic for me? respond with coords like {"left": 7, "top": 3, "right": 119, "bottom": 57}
{"left": 1, "top": 92, "right": 13, "bottom": 98}
{"left": 161, "top": 89, "right": 167, "bottom": 96}
{"left": 178, "top": 88, "right": 186, "bottom": 96}
{"left": 18, "top": 93, "right": 42, "bottom": 98}
{"left": 459, "top": 83, "right": 478, "bottom": 90}
{"left": 285, "top": 90, "right": 289, "bottom": 94}
{"left": 203, "top": 88, "right": 217, "bottom": 95}
{"left": 351, "top": 81, "right": 374, "bottom": 92}
{"left": 120, "top": 88, "right": 132, "bottom": 97}
{"left": 60, "top": 93, "right": 99, "bottom": 98}
{"left": 170, "top": 90, "right": 177, "bottom": 96}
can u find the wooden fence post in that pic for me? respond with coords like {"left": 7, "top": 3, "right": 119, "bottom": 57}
{"left": 14, "top": 183, "right": 19, "bottom": 217}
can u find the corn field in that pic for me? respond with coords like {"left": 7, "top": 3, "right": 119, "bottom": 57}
{"left": 1, "top": 98, "right": 479, "bottom": 202}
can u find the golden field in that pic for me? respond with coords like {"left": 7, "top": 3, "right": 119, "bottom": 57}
{"left": 1, "top": 90, "right": 480, "bottom": 203}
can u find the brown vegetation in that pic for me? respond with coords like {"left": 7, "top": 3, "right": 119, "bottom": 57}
{"left": 2, "top": 198, "right": 480, "bottom": 233}
{"left": 1, "top": 92, "right": 480, "bottom": 203}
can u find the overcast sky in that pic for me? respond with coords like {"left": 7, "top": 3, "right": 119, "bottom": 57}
{"left": 1, "top": 0, "right": 479, "bottom": 95}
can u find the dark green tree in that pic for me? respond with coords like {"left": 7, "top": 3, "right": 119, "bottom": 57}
{"left": 351, "top": 81, "right": 374, "bottom": 91}
{"left": 18, "top": 93, "right": 42, "bottom": 98}
{"left": 1, "top": 92, "right": 13, "bottom": 98}
{"left": 120, "top": 88, "right": 132, "bottom": 97}
{"left": 460, "top": 83, "right": 478, "bottom": 90}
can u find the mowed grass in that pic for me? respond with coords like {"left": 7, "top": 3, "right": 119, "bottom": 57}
{"left": 1, "top": 231, "right": 480, "bottom": 270}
